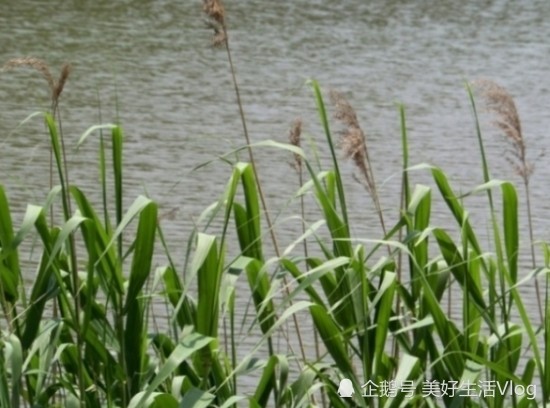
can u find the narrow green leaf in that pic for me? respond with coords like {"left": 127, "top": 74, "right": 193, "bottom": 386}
{"left": 373, "top": 272, "right": 396, "bottom": 377}
{"left": 178, "top": 388, "right": 215, "bottom": 408}
{"left": 308, "top": 79, "right": 349, "bottom": 228}
{"left": 0, "top": 186, "right": 20, "bottom": 302}
{"left": 112, "top": 126, "right": 124, "bottom": 256}
{"left": 76, "top": 123, "right": 117, "bottom": 147}
{"left": 501, "top": 182, "right": 519, "bottom": 283}
{"left": 194, "top": 233, "right": 223, "bottom": 337}
{"left": 130, "top": 333, "right": 213, "bottom": 408}
{"left": 309, "top": 304, "right": 353, "bottom": 375}
{"left": 124, "top": 201, "right": 158, "bottom": 310}
{"left": 6, "top": 334, "right": 22, "bottom": 408}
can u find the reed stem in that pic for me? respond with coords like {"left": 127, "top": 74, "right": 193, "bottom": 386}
{"left": 218, "top": 19, "right": 307, "bottom": 365}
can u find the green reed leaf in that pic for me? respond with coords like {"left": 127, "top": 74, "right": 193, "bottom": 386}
{"left": 0, "top": 186, "right": 20, "bottom": 303}
{"left": 124, "top": 201, "right": 158, "bottom": 311}
{"left": 130, "top": 332, "right": 213, "bottom": 408}
{"left": 309, "top": 304, "right": 353, "bottom": 375}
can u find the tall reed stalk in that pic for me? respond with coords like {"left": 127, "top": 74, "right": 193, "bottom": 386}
{"left": 329, "top": 90, "right": 389, "bottom": 252}
{"left": 475, "top": 79, "right": 542, "bottom": 323}
{"left": 288, "top": 118, "right": 327, "bottom": 407}
{"left": 2, "top": 57, "right": 86, "bottom": 406}
{"left": 202, "top": 0, "right": 307, "bottom": 368}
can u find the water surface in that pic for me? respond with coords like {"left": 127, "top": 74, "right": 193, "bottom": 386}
{"left": 1, "top": 0, "right": 549, "bottom": 389}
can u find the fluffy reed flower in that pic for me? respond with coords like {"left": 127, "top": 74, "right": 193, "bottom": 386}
{"left": 330, "top": 89, "right": 389, "bottom": 240}
{"left": 474, "top": 79, "right": 545, "bottom": 321}
{"left": 53, "top": 63, "right": 72, "bottom": 102}
{"left": 3, "top": 57, "right": 55, "bottom": 93}
{"left": 329, "top": 90, "right": 375, "bottom": 194}
{"left": 203, "top": 0, "right": 227, "bottom": 46}
{"left": 3, "top": 57, "right": 72, "bottom": 103}
{"left": 475, "top": 79, "right": 533, "bottom": 182}
{"left": 288, "top": 118, "right": 303, "bottom": 171}
{"left": 203, "top": 0, "right": 225, "bottom": 25}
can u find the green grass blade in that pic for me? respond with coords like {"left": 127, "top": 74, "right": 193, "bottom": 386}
{"left": 122, "top": 201, "right": 157, "bottom": 394}
{"left": 308, "top": 79, "right": 349, "bottom": 229}
{"left": 129, "top": 332, "right": 213, "bottom": 408}
{"left": 44, "top": 114, "right": 70, "bottom": 218}
{"left": 0, "top": 340, "right": 10, "bottom": 408}
{"left": 178, "top": 388, "right": 216, "bottom": 408}
{"left": 234, "top": 163, "right": 263, "bottom": 261}
{"left": 433, "top": 228, "right": 486, "bottom": 310}
{"left": 162, "top": 266, "right": 194, "bottom": 329}
{"left": 21, "top": 249, "right": 57, "bottom": 349}
{"left": 309, "top": 304, "right": 353, "bottom": 375}
{"left": 252, "top": 355, "right": 278, "bottom": 407}
{"left": 0, "top": 186, "right": 20, "bottom": 303}
{"left": 112, "top": 126, "right": 124, "bottom": 257}
{"left": 46, "top": 214, "right": 88, "bottom": 271}
{"left": 6, "top": 334, "right": 22, "bottom": 408}
{"left": 194, "top": 233, "right": 223, "bottom": 338}
{"left": 71, "top": 186, "right": 124, "bottom": 295}
{"left": 232, "top": 256, "right": 275, "bottom": 335}
{"left": 431, "top": 167, "right": 482, "bottom": 254}
{"left": 399, "top": 104, "right": 410, "bottom": 207}
{"left": 373, "top": 271, "right": 396, "bottom": 378}
{"left": 123, "top": 201, "right": 158, "bottom": 311}
{"left": 501, "top": 182, "right": 519, "bottom": 284}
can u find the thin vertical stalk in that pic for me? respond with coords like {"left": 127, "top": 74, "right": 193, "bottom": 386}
{"left": 467, "top": 83, "right": 517, "bottom": 407}
{"left": 45, "top": 114, "right": 85, "bottom": 406}
{"left": 395, "top": 104, "right": 408, "bottom": 365}
{"left": 524, "top": 181, "right": 543, "bottom": 320}
{"left": 328, "top": 88, "right": 388, "bottom": 253}
{"left": 47, "top": 63, "right": 86, "bottom": 406}
{"left": 219, "top": 22, "right": 307, "bottom": 363}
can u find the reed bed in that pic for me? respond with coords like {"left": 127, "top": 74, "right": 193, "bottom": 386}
{"left": 0, "top": 2, "right": 548, "bottom": 407}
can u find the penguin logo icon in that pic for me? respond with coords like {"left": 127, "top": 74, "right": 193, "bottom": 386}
{"left": 338, "top": 378, "right": 354, "bottom": 398}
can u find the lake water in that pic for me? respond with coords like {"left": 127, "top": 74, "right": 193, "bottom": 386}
{"left": 1, "top": 0, "right": 550, "bottom": 394}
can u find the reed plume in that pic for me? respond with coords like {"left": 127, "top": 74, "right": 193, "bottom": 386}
{"left": 3, "top": 57, "right": 55, "bottom": 92}
{"left": 202, "top": 0, "right": 308, "bottom": 394}
{"left": 475, "top": 79, "right": 542, "bottom": 321}
{"left": 3, "top": 56, "right": 83, "bottom": 405}
{"left": 203, "top": 0, "right": 225, "bottom": 25}
{"left": 3, "top": 57, "right": 73, "bottom": 197}
{"left": 330, "top": 90, "right": 388, "bottom": 238}
{"left": 288, "top": 118, "right": 303, "bottom": 171}
{"left": 475, "top": 80, "right": 533, "bottom": 183}
{"left": 3, "top": 57, "right": 72, "bottom": 107}
{"left": 53, "top": 63, "right": 72, "bottom": 103}
{"left": 203, "top": 0, "right": 227, "bottom": 46}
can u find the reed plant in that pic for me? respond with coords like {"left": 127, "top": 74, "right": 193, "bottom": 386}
{"left": 1, "top": 71, "right": 548, "bottom": 407}
{"left": 202, "top": 0, "right": 309, "bottom": 380}
{"left": 0, "top": 11, "right": 548, "bottom": 408}
{"left": 473, "top": 80, "right": 543, "bottom": 323}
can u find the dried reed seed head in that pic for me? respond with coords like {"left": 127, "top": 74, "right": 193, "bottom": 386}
{"left": 340, "top": 126, "right": 366, "bottom": 165}
{"left": 3, "top": 58, "right": 72, "bottom": 102}
{"left": 288, "top": 118, "right": 303, "bottom": 170}
{"left": 474, "top": 79, "right": 523, "bottom": 146}
{"left": 289, "top": 118, "right": 302, "bottom": 147}
{"left": 474, "top": 79, "right": 530, "bottom": 179}
{"left": 507, "top": 156, "right": 533, "bottom": 179}
{"left": 3, "top": 57, "right": 55, "bottom": 93}
{"left": 203, "top": 0, "right": 225, "bottom": 25}
{"left": 329, "top": 89, "right": 377, "bottom": 194}
{"left": 53, "top": 63, "right": 72, "bottom": 101}
{"left": 342, "top": 126, "right": 374, "bottom": 194}
{"left": 329, "top": 89, "right": 360, "bottom": 129}
{"left": 329, "top": 89, "right": 367, "bottom": 162}
{"left": 212, "top": 29, "right": 227, "bottom": 47}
